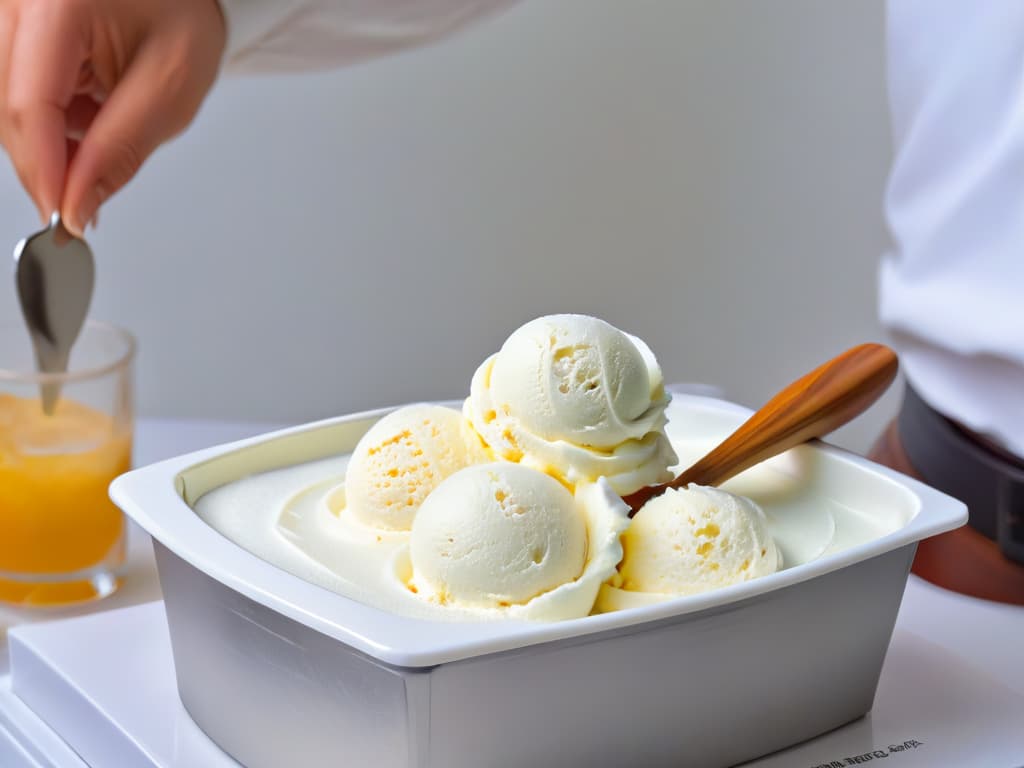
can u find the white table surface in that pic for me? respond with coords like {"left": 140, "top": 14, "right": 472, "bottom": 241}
{"left": 2, "top": 419, "right": 1023, "bottom": 767}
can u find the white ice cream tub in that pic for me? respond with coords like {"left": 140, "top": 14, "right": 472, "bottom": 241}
{"left": 110, "top": 395, "right": 966, "bottom": 768}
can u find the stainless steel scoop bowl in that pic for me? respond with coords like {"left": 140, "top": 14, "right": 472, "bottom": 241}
{"left": 13, "top": 212, "right": 95, "bottom": 413}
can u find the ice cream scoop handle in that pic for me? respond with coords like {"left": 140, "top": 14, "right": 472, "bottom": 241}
{"left": 623, "top": 343, "right": 898, "bottom": 513}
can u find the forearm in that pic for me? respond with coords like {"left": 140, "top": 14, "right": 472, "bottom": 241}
{"left": 218, "top": 0, "right": 516, "bottom": 73}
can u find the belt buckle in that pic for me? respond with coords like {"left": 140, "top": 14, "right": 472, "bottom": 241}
{"left": 997, "top": 474, "right": 1024, "bottom": 564}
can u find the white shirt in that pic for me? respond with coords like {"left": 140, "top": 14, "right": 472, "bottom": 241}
{"left": 218, "top": 0, "right": 1024, "bottom": 458}
{"left": 882, "top": 0, "right": 1024, "bottom": 458}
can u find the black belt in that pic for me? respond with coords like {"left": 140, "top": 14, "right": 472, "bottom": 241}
{"left": 898, "top": 384, "right": 1024, "bottom": 563}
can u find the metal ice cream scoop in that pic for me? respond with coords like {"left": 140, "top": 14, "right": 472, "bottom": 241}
{"left": 13, "top": 212, "right": 95, "bottom": 414}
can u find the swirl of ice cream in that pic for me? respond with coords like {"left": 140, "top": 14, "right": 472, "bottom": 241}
{"left": 344, "top": 404, "right": 490, "bottom": 531}
{"left": 406, "top": 463, "right": 630, "bottom": 620}
{"left": 464, "top": 314, "right": 677, "bottom": 496}
{"left": 596, "top": 485, "right": 781, "bottom": 611}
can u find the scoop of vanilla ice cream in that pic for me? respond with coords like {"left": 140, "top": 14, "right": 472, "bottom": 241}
{"left": 409, "top": 463, "right": 588, "bottom": 609}
{"left": 615, "top": 485, "right": 780, "bottom": 596}
{"left": 345, "top": 404, "right": 489, "bottom": 531}
{"left": 464, "top": 314, "right": 677, "bottom": 495}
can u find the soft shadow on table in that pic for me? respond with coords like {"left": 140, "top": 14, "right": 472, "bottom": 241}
{"left": 739, "top": 629, "right": 1024, "bottom": 767}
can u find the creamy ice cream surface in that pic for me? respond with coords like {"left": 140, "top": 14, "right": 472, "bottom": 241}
{"left": 188, "top": 313, "right": 899, "bottom": 623}
{"left": 409, "top": 463, "right": 587, "bottom": 609}
{"left": 403, "top": 464, "right": 630, "bottom": 619}
{"left": 596, "top": 485, "right": 781, "bottom": 611}
{"left": 465, "top": 314, "right": 677, "bottom": 495}
{"left": 345, "top": 404, "right": 489, "bottom": 531}
{"left": 194, "top": 398, "right": 904, "bottom": 622}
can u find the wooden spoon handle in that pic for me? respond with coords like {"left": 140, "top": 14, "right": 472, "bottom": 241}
{"left": 623, "top": 343, "right": 898, "bottom": 513}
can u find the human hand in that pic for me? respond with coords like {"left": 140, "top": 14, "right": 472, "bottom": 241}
{"left": 0, "top": 0, "right": 226, "bottom": 236}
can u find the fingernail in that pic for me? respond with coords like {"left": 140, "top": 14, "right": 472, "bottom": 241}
{"left": 67, "top": 183, "right": 105, "bottom": 239}
{"left": 63, "top": 213, "right": 85, "bottom": 239}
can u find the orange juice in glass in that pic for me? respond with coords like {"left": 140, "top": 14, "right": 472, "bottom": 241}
{"left": 0, "top": 321, "right": 134, "bottom": 606}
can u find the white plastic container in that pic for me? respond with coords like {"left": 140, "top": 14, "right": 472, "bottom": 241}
{"left": 110, "top": 396, "right": 967, "bottom": 768}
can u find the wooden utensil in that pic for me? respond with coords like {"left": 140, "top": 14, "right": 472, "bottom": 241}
{"left": 622, "top": 343, "right": 899, "bottom": 515}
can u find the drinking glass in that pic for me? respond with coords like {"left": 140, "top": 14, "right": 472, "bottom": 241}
{"left": 0, "top": 321, "right": 134, "bottom": 606}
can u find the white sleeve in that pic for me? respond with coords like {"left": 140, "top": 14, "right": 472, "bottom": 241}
{"left": 217, "top": 0, "right": 516, "bottom": 73}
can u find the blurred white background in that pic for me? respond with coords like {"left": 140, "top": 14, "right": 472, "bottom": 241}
{"left": 0, "top": 0, "right": 894, "bottom": 451}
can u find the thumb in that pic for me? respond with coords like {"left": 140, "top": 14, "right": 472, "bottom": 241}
{"left": 3, "top": 1, "right": 89, "bottom": 222}
{"left": 61, "top": 37, "right": 204, "bottom": 236}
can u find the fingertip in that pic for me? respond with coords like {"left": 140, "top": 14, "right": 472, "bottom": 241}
{"left": 61, "top": 212, "right": 85, "bottom": 239}
{"left": 20, "top": 172, "right": 60, "bottom": 229}
{"left": 61, "top": 198, "right": 89, "bottom": 239}
{"left": 62, "top": 173, "right": 107, "bottom": 239}
{"left": 13, "top": 138, "right": 66, "bottom": 227}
